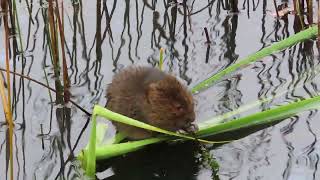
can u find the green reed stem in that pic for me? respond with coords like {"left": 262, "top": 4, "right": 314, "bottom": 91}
{"left": 191, "top": 26, "right": 318, "bottom": 93}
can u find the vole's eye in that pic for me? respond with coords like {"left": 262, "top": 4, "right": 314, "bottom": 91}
{"left": 173, "top": 103, "right": 184, "bottom": 113}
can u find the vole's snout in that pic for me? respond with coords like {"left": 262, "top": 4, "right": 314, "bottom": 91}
{"left": 187, "top": 116, "right": 195, "bottom": 123}
{"left": 181, "top": 123, "right": 198, "bottom": 134}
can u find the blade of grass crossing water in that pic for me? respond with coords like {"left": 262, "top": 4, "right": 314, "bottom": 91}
{"left": 192, "top": 26, "right": 318, "bottom": 93}
{"left": 197, "top": 95, "right": 320, "bottom": 136}
{"left": 200, "top": 61, "right": 320, "bottom": 126}
{"left": 93, "top": 105, "right": 228, "bottom": 144}
{"left": 94, "top": 137, "right": 166, "bottom": 160}
{"left": 86, "top": 94, "right": 320, "bottom": 161}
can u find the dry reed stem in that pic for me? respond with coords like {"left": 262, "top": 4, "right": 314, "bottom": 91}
{"left": 295, "top": 0, "right": 305, "bottom": 30}
{"left": 0, "top": 74, "right": 14, "bottom": 180}
{"left": 1, "top": 0, "right": 14, "bottom": 179}
{"left": 55, "top": 0, "right": 70, "bottom": 103}
{"left": 48, "top": 0, "right": 59, "bottom": 71}
{"left": 2, "top": 0, "right": 12, "bottom": 115}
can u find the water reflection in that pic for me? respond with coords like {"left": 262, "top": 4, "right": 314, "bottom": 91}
{"left": 0, "top": 0, "right": 319, "bottom": 179}
{"left": 97, "top": 142, "right": 202, "bottom": 180}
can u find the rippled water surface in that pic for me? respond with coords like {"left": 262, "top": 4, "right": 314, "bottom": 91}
{"left": 0, "top": 0, "right": 319, "bottom": 179}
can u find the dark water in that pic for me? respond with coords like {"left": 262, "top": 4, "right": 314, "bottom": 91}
{"left": 0, "top": 0, "right": 319, "bottom": 179}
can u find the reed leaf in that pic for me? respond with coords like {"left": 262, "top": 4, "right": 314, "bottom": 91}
{"left": 191, "top": 25, "right": 318, "bottom": 93}
{"left": 197, "top": 95, "right": 320, "bottom": 136}
{"left": 91, "top": 105, "right": 227, "bottom": 144}
{"left": 200, "top": 60, "right": 320, "bottom": 126}
{"left": 79, "top": 94, "right": 320, "bottom": 165}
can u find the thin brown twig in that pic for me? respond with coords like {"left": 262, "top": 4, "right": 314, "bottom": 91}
{"left": 0, "top": 68, "right": 92, "bottom": 116}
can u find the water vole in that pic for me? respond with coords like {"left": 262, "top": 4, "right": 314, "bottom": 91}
{"left": 106, "top": 66, "right": 196, "bottom": 139}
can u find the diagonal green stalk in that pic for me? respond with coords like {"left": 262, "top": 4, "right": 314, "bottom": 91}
{"left": 197, "top": 95, "right": 320, "bottom": 136}
{"left": 92, "top": 105, "right": 228, "bottom": 144}
{"left": 78, "top": 94, "right": 320, "bottom": 165}
{"left": 200, "top": 60, "right": 320, "bottom": 126}
{"left": 191, "top": 26, "right": 318, "bottom": 93}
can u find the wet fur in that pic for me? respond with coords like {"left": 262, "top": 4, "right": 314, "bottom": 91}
{"left": 106, "top": 66, "right": 195, "bottom": 139}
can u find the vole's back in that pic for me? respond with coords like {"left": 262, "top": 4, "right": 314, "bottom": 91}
{"left": 106, "top": 67, "right": 167, "bottom": 138}
{"left": 106, "top": 66, "right": 196, "bottom": 139}
{"left": 106, "top": 66, "right": 165, "bottom": 99}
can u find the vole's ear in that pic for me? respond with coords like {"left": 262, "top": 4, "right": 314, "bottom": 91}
{"left": 146, "top": 82, "right": 160, "bottom": 104}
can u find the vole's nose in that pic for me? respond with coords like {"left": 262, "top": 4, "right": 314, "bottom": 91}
{"left": 187, "top": 113, "right": 195, "bottom": 123}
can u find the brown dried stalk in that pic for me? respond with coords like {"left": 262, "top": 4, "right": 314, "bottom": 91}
{"left": 54, "top": 0, "right": 70, "bottom": 103}
{"left": 1, "top": 0, "right": 14, "bottom": 179}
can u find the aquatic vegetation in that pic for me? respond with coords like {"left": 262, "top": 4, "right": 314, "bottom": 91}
{"left": 79, "top": 26, "right": 319, "bottom": 177}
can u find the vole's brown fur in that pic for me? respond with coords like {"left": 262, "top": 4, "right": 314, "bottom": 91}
{"left": 106, "top": 66, "right": 196, "bottom": 139}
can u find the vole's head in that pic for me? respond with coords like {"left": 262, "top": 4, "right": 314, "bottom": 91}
{"left": 145, "top": 75, "right": 195, "bottom": 131}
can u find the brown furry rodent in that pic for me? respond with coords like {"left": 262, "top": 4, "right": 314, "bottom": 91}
{"left": 106, "top": 66, "right": 196, "bottom": 140}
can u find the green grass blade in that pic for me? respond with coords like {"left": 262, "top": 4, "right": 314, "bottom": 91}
{"left": 93, "top": 105, "right": 222, "bottom": 144}
{"left": 87, "top": 94, "right": 320, "bottom": 161}
{"left": 104, "top": 132, "right": 126, "bottom": 145}
{"left": 200, "top": 55, "right": 320, "bottom": 126}
{"left": 191, "top": 25, "right": 318, "bottom": 93}
{"left": 197, "top": 95, "right": 320, "bottom": 136}
{"left": 95, "top": 137, "right": 167, "bottom": 160}
{"left": 84, "top": 114, "right": 97, "bottom": 177}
